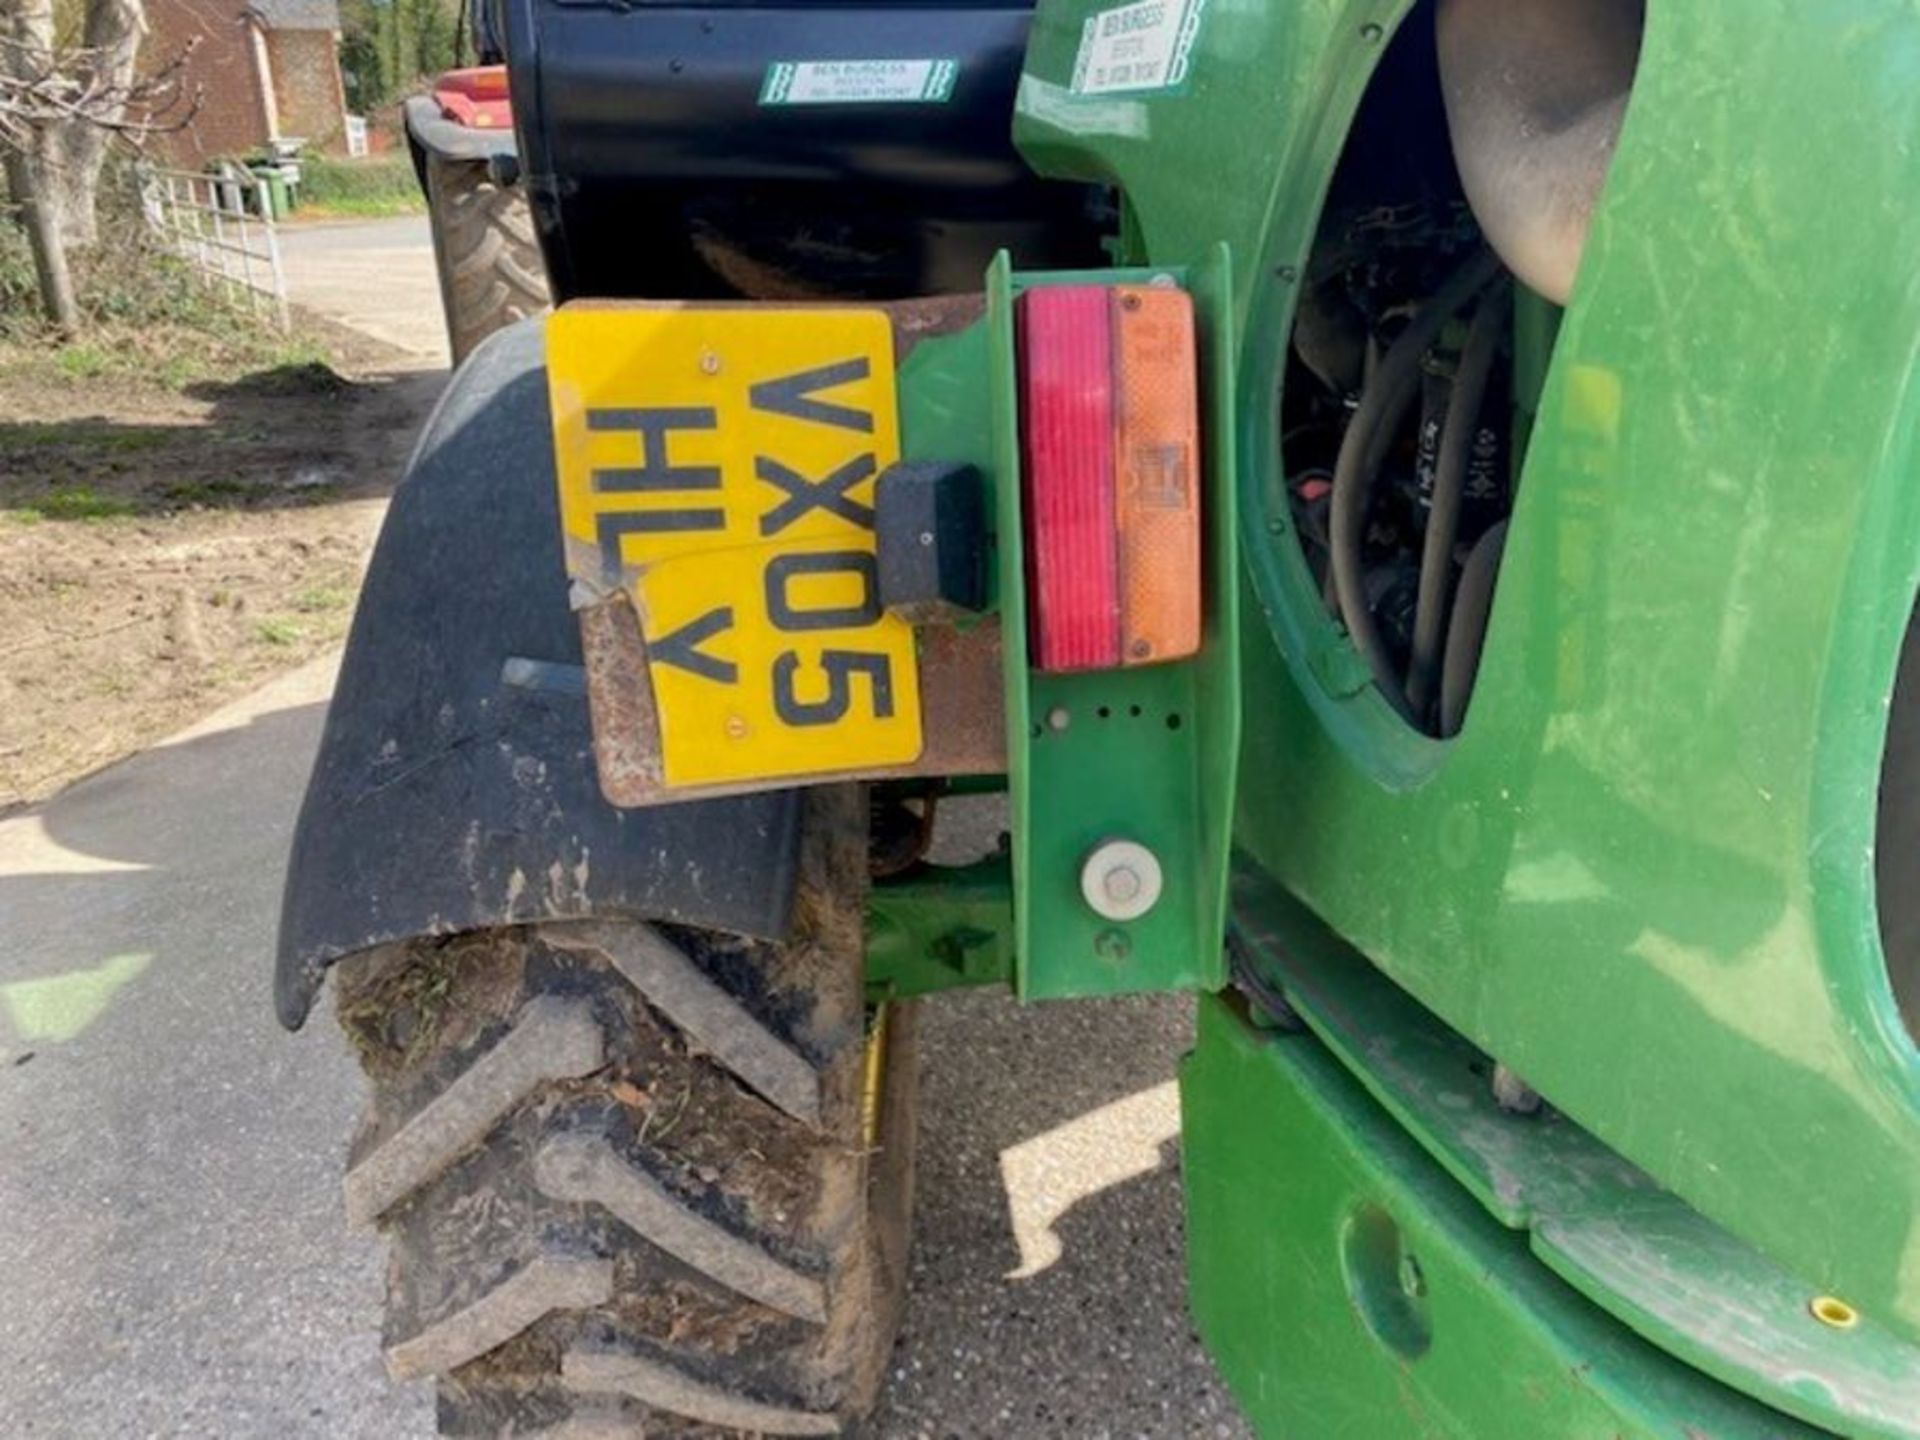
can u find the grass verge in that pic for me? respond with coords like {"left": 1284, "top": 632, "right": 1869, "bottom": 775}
{"left": 296, "top": 153, "right": 426, "bottom": 219}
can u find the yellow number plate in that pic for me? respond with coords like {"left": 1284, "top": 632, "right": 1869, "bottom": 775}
{"left": 548, "top": 305, "right": 923, "bottom": 788}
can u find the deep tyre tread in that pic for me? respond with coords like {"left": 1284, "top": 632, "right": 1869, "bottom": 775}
{"left": 563, "top": 1347, "right": 839, "bottom": 1436}
{"left": 334, "top": 788, "right": 918, "bottom": 1437}
{"left": 533, "top": 1132, "right": 827, "bottom": 1323}
{"left": 425, "top": 153, "right": 551, "bottom": 366}
{"left": 546, "top": 920, "right": 823, "bottom": 1126}
{"left": 387, "top": 1254, "right": 615, "bottom": 1380}
{"left": 345, "top": 996, "right": 604, "bottom": 1225}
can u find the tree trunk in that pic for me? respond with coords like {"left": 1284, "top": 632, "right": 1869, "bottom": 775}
{"left": 5, "top": 152, "right": 78, "bottom": 332}
{"left": 46, "top": 0, "right": 147, "bottom": 249}
{"left": 1, "top": 0, "right": 74, "bottom": 327}
{"left": 0, "top": 0, "right": 148, "bottom": 321}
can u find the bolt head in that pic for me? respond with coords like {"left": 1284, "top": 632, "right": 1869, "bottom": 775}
{"left": 1080, "top": 840, "right": 1163, "bottom": 921}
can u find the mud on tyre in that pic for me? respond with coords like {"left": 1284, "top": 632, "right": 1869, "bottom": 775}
{"left": 423, "top": 152, "right": 552, "bottom": 367}
{"left": 333, "top": 787, "right": 918, "bottom": 1436}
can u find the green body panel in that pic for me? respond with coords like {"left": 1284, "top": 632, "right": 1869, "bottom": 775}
{"left": 1016, "top": 1, "right": 1403, "bottom": 321}
{"left": 1017, "top": 0, "right": 1920, "bottom": 1348}
{"left": 1181, "top": 993, "right": 1831, "bottom": 1440}
{"left": 1231, "top": 861, "right": 1920, "bottom": 1437}
{"left": 989, "top": 251, "right": 1242, "bottom": 1001}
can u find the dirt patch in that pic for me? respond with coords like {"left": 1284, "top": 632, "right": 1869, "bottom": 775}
{"left": 0, "top": 314, "right": 444, "bottom": 808}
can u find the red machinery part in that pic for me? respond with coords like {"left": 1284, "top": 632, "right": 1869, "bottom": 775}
{"left": 432, "top": 65, "right": 515, "bottom": 131}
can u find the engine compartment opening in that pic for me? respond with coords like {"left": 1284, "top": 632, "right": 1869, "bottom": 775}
{"left": 1279, "top": 0, "right": 1642, "bottom": 738}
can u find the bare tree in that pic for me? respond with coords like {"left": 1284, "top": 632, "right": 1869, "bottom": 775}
{"left": 1, "top": 0, "right": 194, "bottom": 329}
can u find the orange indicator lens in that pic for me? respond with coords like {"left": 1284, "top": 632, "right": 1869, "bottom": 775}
{"left": 1111, "top": 285, "right": 1201, "bottom": 666}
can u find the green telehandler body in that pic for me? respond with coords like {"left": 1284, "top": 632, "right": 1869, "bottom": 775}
{"left": 281, "top": 0, "right": 1920, "bottom": 1432}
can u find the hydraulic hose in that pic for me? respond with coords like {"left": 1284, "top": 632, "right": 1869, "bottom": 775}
{"left": 1407, "top": 281, "right": 1508, "bottom": 725}
{"left": 1328, "top": 248, "right": 1503, "bottom": 718}
{"left": 1439, "top": 519, "right": 1508, "bottom": 737}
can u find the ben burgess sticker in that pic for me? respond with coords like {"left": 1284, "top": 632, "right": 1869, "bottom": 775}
{"left": 761, "top": 59, "right": 960, "bottom": 106}
{"left": 1070, "top": 0, "right": 1209, "bottom": 96}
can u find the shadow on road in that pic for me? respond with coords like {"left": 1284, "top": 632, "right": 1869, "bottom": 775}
{"left": 0, "top": 360, "right": 439, "bottom": 517}
{"left": 0, "top": 661, "right": 416, "bottom": 1437}
{"left": 0, "top": 687, "right": 328, "bottom": 1052}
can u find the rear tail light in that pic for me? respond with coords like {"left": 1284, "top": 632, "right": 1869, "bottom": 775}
{"left": 1017, "top": 283, "right": 1202, "bottom": 673}
{"left": 1017, "top": 287, "right": 1120, "bottom": 671}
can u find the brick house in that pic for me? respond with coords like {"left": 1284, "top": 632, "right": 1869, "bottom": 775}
{"left": 147, "top": 0, "right": 351, "bottom": 163}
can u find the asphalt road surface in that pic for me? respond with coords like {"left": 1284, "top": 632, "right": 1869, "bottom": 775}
{"left": 279, "top": 216, "right": 453, "bottom": 366}
{"left": 0, "top": 214, "right": 1252, "bottom": 1438}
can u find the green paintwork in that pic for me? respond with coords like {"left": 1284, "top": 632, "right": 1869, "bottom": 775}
{"left": 1181, "top": 991, "right": 1832, "bottom": 1440}
{"left": 988, "top": 251, "right": 1241, "bottom": 1000}
{"left": 1016, "top": 0, "right": 1401, "bottom": 321}
{"left": 896, "top": 310, "right": 997, "bottom": 544}
{"left": 1231, "top": 859, "right": 1920, "bottom": 1437}
{"left": 865, "top": 858, "right": 1015, "bottom": 1001}
{"left": 876, "top": 316, "right": 1023, "bottom": 1002}
{"left": 1017, "top": 0, "right": 1920, "bottom": 1352}
{"left": 884, "top": 254, "right": 1239, "bottom": 1005}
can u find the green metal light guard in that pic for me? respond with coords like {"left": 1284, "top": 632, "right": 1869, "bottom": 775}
{"left": 868, "top": 250, "right": 1240, "bottom": 1005}
{"left": 990, "top": 248, "right": 1241, "bottom": 1001}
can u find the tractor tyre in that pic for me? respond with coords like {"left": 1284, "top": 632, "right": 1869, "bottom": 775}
{"left": 423, "top": 152, "right": 550, "bottom": 368}
{"left": 333, "top": 786, "right": 919, "bottom": 1437}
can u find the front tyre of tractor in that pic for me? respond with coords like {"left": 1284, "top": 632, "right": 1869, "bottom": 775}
{"left": 423, "top": 153, "right": 551, "bottom": 367}
{"left": 333, "top": 786, "right": 918, "bottom": 1437}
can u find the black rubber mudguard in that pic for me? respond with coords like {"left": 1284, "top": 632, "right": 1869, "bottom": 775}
{"left": 274, "top": 320, "right": 802, "bottom": 1030}
{"left": 402, "top": 94, "right": 518, "bottom": 171}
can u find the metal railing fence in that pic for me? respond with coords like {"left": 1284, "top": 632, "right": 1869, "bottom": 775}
{"left": 138, "top": 166, "right": 289, "bottom": 331}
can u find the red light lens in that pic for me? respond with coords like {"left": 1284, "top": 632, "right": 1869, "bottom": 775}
{"left": 1017, "top": 286, "right": 1122, "bottom": 672}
